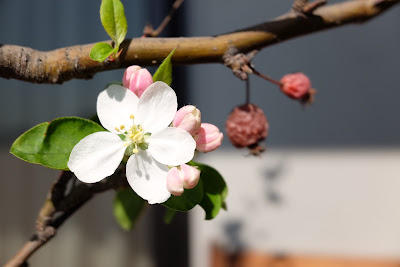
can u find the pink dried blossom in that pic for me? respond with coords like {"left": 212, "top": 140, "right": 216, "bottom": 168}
{"left": 280, "top": 72, "right": 312, "bottom": 99}
{"left": 225, "top": 104, "right": 269, "bottom": 148}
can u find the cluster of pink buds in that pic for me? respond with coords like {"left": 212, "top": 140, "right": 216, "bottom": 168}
{"left": 169, "top": 105, "right": 223, "bottom": 195}
{"left": 122, "top": 65, "right": 223, "bottom": 196}
{"left": 173, "top": 105, "right": 223, "bottom": 154}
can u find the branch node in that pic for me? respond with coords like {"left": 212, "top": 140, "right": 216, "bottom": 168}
{"left": 142, "top": 23, "right": 155, "bottom": 37}
{"left": 223, "top": 47, "right": 258, "bottom": 81}
{"left": 292, "top": 0, "right": 309, "bottom": 13}
{"left": 303, "top": 0, "right": 327, "bottom": 14}
{"left": 37, "top": 226, "right": 56, "bottom": 242}
{"left": 292, "top": 0, "right": 327, "bottom": 15}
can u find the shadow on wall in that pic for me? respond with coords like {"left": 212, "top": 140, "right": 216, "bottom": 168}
{"left": 263, "top": 159, "right": 286, "bottom": 205}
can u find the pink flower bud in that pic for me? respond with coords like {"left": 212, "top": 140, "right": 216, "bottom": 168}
{"left": 122, "top": 65, "right": 141, "bottom": 87}
{"left": 280, "top": 72, "right": 312, "bottom": 99}
{"left": 122, "top": 65, "right": 153, "bottom": 98}
{"left": 166, "top": 164, "right": 201, "bottom": 196}
{"left": 194, "top": 123, "right": 223, "bottom": 153}
{"left": 172, "top": 105, "right": 202, "bottom": 135}
{"left": 180, "top": 164, "right": 201, "bottom": 190}
{"left": 166, "top": 167, "right": 184, "bottom": 196}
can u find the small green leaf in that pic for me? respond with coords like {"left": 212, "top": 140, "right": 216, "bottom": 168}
{"left": 163, "top": 208, "right": 177, "bottom": 224}
{"left": 152, "top": 49, "right": 176, "bottom": 86}
{"left": 163, "top": 178, "right": 203, "bottom": 211}
{"left": 10, "top": 117, "right": 105, "bottom": 170}
{"left": 113, "top": 188, "right": 146, "bottom": 231}
{"left": 90, "top": 42, "right": 115, "bottom": 62}
{"left": 191, "top": 162, "right": 228, "bottom": 220}
{"left": 100, "top": 0, "right": 127, "bottom": 45}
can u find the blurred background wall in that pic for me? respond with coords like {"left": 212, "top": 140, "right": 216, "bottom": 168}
{"left": 185, "top": 0, "right": 400, "bottom": 266}
{"left": 0, "top": 0, "right": 399, "bottom": 266}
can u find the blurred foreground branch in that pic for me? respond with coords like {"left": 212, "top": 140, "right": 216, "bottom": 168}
{"left": 4, "top": 170, "right": 128, "bottom": 267}
{"left": 0, "top": 0, "right": 398, "bottom": 84}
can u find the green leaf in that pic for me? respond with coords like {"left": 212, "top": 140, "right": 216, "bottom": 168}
{"left": 152, "top": 49, "right": 176, "bottom": 86}
{"left": 163, "top": 178, "right": 203, "bottom": 211}
{"left": 113, "top": 188, "right": 146, "bottom": 231}
{"left": 10, "top": 117, "right": 105, "bottom": 170}
{"left": 100, "top": 0, "right": 127, "bottom": 45}
{"left": 192, "top": 162, "right": 228, "bottom": 220}
{"left": 90, "top": 42, "right": 116, "bottom": 62}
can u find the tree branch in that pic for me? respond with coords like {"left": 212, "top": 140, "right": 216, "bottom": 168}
{"left": 4, "top": 170, "right": 128, "bottom": 267}
{"left": 0, "top": 0, "right": 398, "bottom": 84}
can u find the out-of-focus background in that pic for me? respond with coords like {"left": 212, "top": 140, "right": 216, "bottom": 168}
{"left": 1, "top": 0, "right": 399, "bottom": 266}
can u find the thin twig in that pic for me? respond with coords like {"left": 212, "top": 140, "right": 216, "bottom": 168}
{"left": 143, "top": 0, "right": 185, "bottom": 37}
{"left": 245, "top": 78, "right": 250, "bottom": 104}
{"left": 251, "top": 67, "right": 282, "bottom": 87}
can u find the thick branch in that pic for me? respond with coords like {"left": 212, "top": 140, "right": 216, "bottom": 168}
{"left": 0, "top": 0, "right": 398, "bottom": 84}
{"left": 4, "top": 170, "right": 128, "bottom": 267}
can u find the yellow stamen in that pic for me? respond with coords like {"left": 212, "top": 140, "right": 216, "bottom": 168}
{"left": 132, "top": 132, "right": 143, "bottom": 142}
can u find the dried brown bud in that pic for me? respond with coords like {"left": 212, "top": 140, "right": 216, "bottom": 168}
{"left": 225, "top": 104, "right": 269, "bottom": 148}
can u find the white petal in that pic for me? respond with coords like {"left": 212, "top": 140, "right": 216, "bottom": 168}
{"left": 97, "top": 85, "right": 139, "bottom": 133}
{"left": 148, "top": 127, "right": 196, "bottom": 166}
{"left": 68, "top": 132, "right": 126, "bottom": 183}
{"left": 136, "top": 81, "right": 177, "bottom": 134}
{"left": 126, "top": 150, "right": 171, "bottom": 204}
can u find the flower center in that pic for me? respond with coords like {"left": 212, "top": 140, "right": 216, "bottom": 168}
{"left": 115, "top": 114, "right": 150, "bottom": 155}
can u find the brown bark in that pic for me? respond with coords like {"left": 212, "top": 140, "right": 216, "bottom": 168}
{"left": 0, "top": 0, "right": 398, "bottom": 84}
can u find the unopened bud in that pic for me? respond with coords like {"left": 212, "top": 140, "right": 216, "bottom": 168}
{"left": 173, "top": 105, "right": 202, "bottom": 135}
{"left": 280, "top": 72, "right": 312, "bottom": 100}
{"left": 225, "top": 103, "right": 269, "bottom": 149}
{"left": 194, "top": 123, "right": 223, "bottom": 153}
{"left": 122, "top": 65, "right": 141, "bottom": 87}
{"left": 166, "top": 164, "right": 201, "bottom": 196}
{"left": 180, "top": 164, "right": 201, "bottom": 189}
{"left": 122, "top": 65, "right": 153, "bottom": 98}
{"left": 166, "top": 167, "right": 184, "bottom": 196}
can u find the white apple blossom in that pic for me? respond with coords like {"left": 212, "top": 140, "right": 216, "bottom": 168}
{"left": 67, "top": 81, "right": 196, "bottom": 204}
